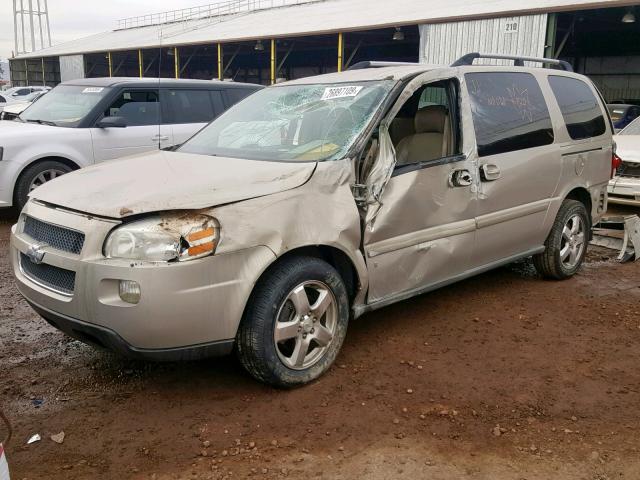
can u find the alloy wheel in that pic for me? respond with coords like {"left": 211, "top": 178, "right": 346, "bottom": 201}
{"left": 273, "top": 280, "right": 338, "bottom": 370}
{"left": 28, "top": 168, "right": 66, "bottom": 192}
{"left": 560, "top": 214, "right": 586, "bottom": 269}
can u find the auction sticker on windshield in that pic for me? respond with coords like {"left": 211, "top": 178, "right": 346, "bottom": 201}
{"left": 321, "top": 86, "right": 363, "bottom": 101}
{"left": 82, "top": 87, "right": 104, "bottom": 94}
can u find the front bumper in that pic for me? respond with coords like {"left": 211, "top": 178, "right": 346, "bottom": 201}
{"left": 29, "top": 300, "right": 235, "bottom": 361}
{"left": 11, "top": 200, "right": 275, "bottom": 357}
{"left": 608, "top": 177, "right": 640, "bottom": 206}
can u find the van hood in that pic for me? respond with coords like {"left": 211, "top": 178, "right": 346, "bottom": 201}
{"left": 31, "top": 151, "right": 317, "bottom": 218}
{"left": 615, "top": 134, "right": 640, "bottom": 164}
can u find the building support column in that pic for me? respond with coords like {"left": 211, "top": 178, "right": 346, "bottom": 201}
{"left": 337, "top": 32, "right": 344, "bottom": 72}
{"left": 24, "top": 59, "right": 28, "bottom": 85}
{"left": 174, "top": 47, "right": 180, "bottom": 79}
{"left": 544, "top": 13, "right": 557, "bottom": 59}
{"left": 270, "top": 39, "right": 276, "bottom": 85}
{"left": 41, "top": 57, "right": 45, "bottom": 86}
{"left": 138, "top": 49, "right": 143, "bottom": 78}
{"left": 107, "top": 52, "right": 112, "bottom": 77}
{"left": 218, "top": 43, "right": 223, "bottom": 80}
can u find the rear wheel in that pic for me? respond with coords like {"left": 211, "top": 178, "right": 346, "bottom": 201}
{"left": 533, "top": 199, "right": 589, "bottom": 279}
{"left": 236, "top": 255, "right": 349, "bottom": 387}
{"left": 15, "top": 160, "right": 72, "bottom": 210}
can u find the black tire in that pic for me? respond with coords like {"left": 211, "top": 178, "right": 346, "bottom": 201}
{"left": 236, "top": 255, "right": 350, "bottom": 387}
{"left": 14, "top": 160, "right": 72, "bottom": 211}
{"left": 533, "top": 199, "right": 590, "bottom": 280}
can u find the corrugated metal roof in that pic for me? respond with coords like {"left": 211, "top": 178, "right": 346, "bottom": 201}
{"left": 14, "top": 0, "right": 634, "bottom": 59}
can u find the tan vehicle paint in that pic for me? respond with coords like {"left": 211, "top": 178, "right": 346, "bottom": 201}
{"left": 10, "top": 63, "right": 613, "bottom": 384}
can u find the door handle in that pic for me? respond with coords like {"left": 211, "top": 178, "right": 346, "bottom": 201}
{"left": 480, "top": 164, "right": 501, "bottom": 182}
{"left": 449, "top": 169, "right": 473, "bottom": 188}
{"left": 152, "top": 135, "right": 170, "bottom": 142}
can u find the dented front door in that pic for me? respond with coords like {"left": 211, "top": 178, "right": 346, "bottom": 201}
{"left": 362, "top": 71, "right": 478, "bottom": 304}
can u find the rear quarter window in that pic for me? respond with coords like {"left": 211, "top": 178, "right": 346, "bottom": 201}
{"left": 548, "top": 76, "right": 606, "bottom": 140}
{"left": 163, "top": 89, "right": 215, "bottom": 124}
{"left": 466, "top": 72, "right": 554, "bottom": 157}
{"left": 225, "top": 88, "right": 257, "bottom": 107}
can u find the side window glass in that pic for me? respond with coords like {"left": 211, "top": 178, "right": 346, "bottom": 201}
{"left": 225, "top": 88, "right": 253, "bottom": 107}
{"left": 392, "top": 80, "right": 461, "bottom": 168}
{"left": 104, "top": 89, "right": 159, "bottom": 126}
{"left": 419, "top": 86, "right": 448, "bottom": 109}
{"left": 0, "top": 95, "right": 5, "bottom": 103}
{"left": 466, "top": 72, "right": 554, "bottom": 157}
{"left": 548, "top": 76, "right": 606, "bottom": 140}
{"left": 210, "top": 90, "right": 225, "bottom": 118}
{"left": 164, "top": 90, "right": 214, "bottom": 124}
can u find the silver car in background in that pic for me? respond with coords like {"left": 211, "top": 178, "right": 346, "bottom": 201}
{"left": 609, "top": 117, "right": 640, "bottom": 206}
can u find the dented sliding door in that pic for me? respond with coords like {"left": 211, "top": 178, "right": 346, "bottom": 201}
{"left": 361, "top": 70, "right": 479, "bottom": 304}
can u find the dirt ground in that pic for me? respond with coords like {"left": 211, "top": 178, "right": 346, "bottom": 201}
{"left": 1, "top": 207, "right": 639, "bottom": 480}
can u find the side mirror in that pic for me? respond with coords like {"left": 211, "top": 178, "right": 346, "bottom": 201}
{"left": 96, "top": 116, "right": 127, "bottom": 128}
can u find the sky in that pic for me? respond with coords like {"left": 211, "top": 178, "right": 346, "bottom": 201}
{"left": 0, "top": 0, "right": 208, "bottom": 61}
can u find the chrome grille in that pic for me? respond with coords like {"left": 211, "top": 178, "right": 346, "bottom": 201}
{"left": 618, "top": 162, "right": 640, "bottom": 178}
{"left": 20, "top": 253, "right": 76, "bottom": 295}
{"left": 23, "top": 216, "right": 85, "bottom": 254}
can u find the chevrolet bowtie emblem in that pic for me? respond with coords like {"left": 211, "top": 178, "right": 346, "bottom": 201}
{"left": 26, "top": 243, "right": 47, "bottom": 265}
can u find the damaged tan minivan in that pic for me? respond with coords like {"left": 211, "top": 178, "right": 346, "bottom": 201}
{"left": 11, "top": 54, "right": 614, "bottom": 386}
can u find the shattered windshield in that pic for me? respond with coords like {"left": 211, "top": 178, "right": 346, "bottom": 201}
{"left": 179, "top": 81, "right": 394, "bottom": 162}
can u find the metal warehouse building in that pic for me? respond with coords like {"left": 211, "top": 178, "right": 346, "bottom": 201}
{"left": 9, "top": 0, "right": 640, "bottom": 101}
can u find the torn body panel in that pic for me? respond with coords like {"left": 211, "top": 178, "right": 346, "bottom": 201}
{"left": 360, "top": 69, "right": 479, "bottom": 303}
{"left": 210, "top": 158, "right": 369, "bottom": 308}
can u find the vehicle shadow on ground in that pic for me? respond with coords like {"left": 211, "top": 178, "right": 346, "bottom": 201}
{"left": 0, "top": 208, "right": 18, "bottom": 224}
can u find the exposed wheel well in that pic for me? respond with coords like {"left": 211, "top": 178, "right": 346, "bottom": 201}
{"left": 262, "top": 246, "right": 359, "bottom": 302}
{"left": 14, "top": 156, "right": 80, "bottom": 201}
{"left": 565, "top": 187, "right": 592, "bottom": 220}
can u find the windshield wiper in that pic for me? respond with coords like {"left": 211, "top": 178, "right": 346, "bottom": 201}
{"left": 25, "top": 119, "right": 58, "bottom": 127}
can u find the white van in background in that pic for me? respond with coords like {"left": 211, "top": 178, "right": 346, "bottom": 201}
{"left": 0, "top": 77, "right": 261, "bottom": 210}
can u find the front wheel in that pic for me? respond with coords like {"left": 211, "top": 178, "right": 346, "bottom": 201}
{"left": 533, "top": 199, "right": 589, "bottom": 279}
{"left": 14, "top": 160, "right": 72, "bottom": 211}
{"left": 236, "top": 256, "right": 350, "bottom": 387}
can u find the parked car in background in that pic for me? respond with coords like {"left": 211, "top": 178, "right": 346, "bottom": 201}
{"left": 0, "top": 92, "right": 8, "bottom": 112}
{"left": 3, "top": 85, "right": 50, "bottom": 101}
{"left": 10, "top": 55, "right": 613, "bottom": 386}
{"left": 607, "top": 103, "right": 640, "bottom": 132}
{"left": 609, "top": 117, "right": 640, "bottom": 206}
{"left": 0, "top": 90, "right": 48, "bottom": 121}
{"left": 0, "top": 77, "right": 262, "bottom": 210}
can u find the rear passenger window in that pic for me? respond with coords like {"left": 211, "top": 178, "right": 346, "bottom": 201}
{"left": 210, "top": 91, "right": 225, "bottom": 117}
{"left": 164, "top": 90, "right": 215, "bottom": 124}
{"left": 466, "top": 72, "right": 554, "bottom": 157}
{"left": 548, "top": 76, "right": 606, "bottom": 140}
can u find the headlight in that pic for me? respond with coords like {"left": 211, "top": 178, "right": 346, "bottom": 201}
{"left": 104, "top": 213, "right": 220, "bottom": 262}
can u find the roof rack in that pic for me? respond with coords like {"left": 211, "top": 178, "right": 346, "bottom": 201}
{"left": 450, "top": 53, "right": 573, "bottom": 72}
{"left": 347, "top": 61, "right": 421, "bottom": 71}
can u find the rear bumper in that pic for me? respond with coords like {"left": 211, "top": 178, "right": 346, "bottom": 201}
{"left": 608, "top": 177, "right": 640, "bottom": 206}
{"left": 29, "top": 299, "right": 234, "bottom": 361}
